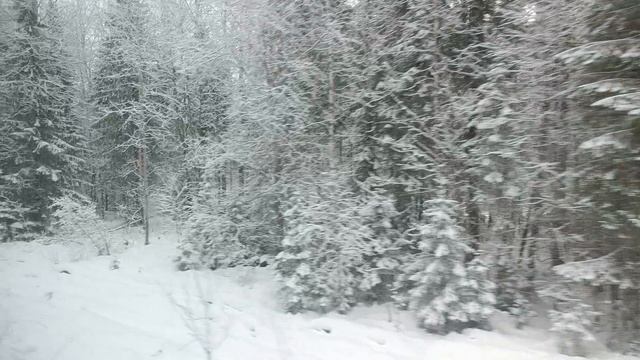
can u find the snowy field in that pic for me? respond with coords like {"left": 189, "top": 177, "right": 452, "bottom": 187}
{"left": 1, "top": 221, "right": 637, "bottom": 360}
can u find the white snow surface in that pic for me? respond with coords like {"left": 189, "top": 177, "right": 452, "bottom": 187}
{"left": 1, "top": 220, "right": 638, "bottom": 360}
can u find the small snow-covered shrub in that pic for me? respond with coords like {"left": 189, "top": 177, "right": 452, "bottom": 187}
{"left": 50, "top": 195, "right": 112, "bottom": 256}
{"left": 358, "top": 193, "right": 402, "bottom": 303}
{"left": 540, "top": 281, "right": 601, "bottom": 357}
{"left": 276, "top": 186, "right": 372, "bottom": 313}
{"left": 0, "top": 197, "right": 30, "bottom": 241}
{"left": 545, "top": 256, "right": 640, "bottom": 354}
{"left": 180, "top": 199, "right": 250, "bottom": 270}
{"left": 549, "top": 301, "right": 599, "bottom": 357}
{"left": 395, "top": 199, "right": 496, "bottom": 334}
{"left": 275, "top": 175, "right": 398, "bottom": 314}
{"left": 180, "top": 176, "right": 283, "bottom": 271}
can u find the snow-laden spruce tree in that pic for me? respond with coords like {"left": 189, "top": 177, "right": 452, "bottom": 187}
{"left": 275, "top": 172, "right": 402, "bottom": 314}
{"left": 276, "top": 178, "right": 369, "bottom": 313}
{"left": 554, "top": 0, "right": 640, "bottom": 351}
{"left": 549, "top": 301, "right": 600, "bottom": 357}
{"left": 0, "top": 0, "right": 85, "bottom": 236}
{"left": 452, "top": 0, "right": 584, "bottom": 325}
{"left": 396, "top": 199, "right": 495, "bottom": 334}
{"left": 539, "top": 279, "right": 601, "bottom": 357}
{"left": 357, "top": 192, "right": 403, "bottom": 303}
{"left": 348, "top": 0, "right": 493, "bottom": 252}
{"left": 181, "top": 194, "right": 248, "bottom": 270}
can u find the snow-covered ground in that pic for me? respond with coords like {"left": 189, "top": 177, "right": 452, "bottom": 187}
{"left": 0, "top": 220, "right": 637, "bottom": 360}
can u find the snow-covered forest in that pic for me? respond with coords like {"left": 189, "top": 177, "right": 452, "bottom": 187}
{"left": 0, "top": 0, "right": 639, "bottom": 359}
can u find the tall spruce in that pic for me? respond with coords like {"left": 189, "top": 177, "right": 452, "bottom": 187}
{"left": 556, "top": 0, "right": 640, "bottom": 351}
{"left": 0, "top": 0, "right": 84, "bottom": 239}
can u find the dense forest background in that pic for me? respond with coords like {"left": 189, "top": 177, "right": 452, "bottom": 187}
{"left": 0, "top": 0, "right": 638, "bottom": 356}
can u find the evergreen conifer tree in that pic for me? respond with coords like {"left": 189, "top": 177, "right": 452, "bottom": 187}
{"left": 556, "top": 0, "right": 640, "bottom": 350}
{"left": 0, "top": 0, "right": 84, "bottom": 238}
{"left": 396, "top": 199, "right": 495, "bottom": 333}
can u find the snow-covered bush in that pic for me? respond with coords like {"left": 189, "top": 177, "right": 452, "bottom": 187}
{"left": 276, "top": 184, "right": 372, "bottom": 313}
{"left": 179, "top": 198, "right": 249, "bottom": 270}
{"left": 395, "top": 199, "right": 496, "bottom": 333}
{"left": 50, "top": 195, "right": 112, "bottom": 256}
{"left": 178, "top": 198, "right": 278, "bottom": 271}
{"left": 0, "top": 196, "right": 30, "bottom": 241}
{"left": 545, "top": 256, "right": 639, "bottom": 354}
{"left": 178, "top": 152, "right": 284, "bottom": 271}
{"left": 549, "top": 301, "right": 599, "bottom": 357}
{"left": 357, "top": 193, "right": 403, "bottom": 303}
{"left": 275, "top": 174, "right": 402, "bottom": 314}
